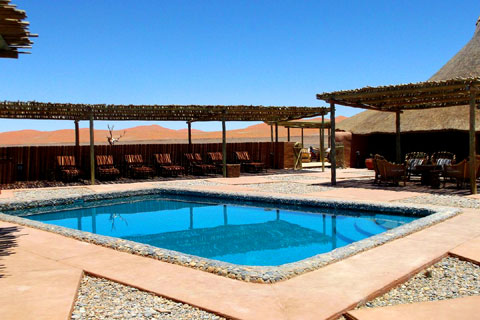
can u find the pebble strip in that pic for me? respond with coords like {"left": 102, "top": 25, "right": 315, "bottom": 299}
{"left": 398, "top": 194, "right": 480, "bottom": 209}
{"left": 0, "top": 186, "right": 459, "bottom": 284}
{"left": 361, "top": 256, "right": 480, "bottom": 308}
{"left": 71, "top": 275, "right": 226, "bottom": 320}
{"left": 247, "top": 182, "right": 333, "bottom": 194}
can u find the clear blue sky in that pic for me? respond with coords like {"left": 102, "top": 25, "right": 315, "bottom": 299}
{"left": 1, "top": 0, "right": 479, "bottom": 132}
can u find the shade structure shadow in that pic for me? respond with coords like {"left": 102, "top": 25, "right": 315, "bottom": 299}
{"left": 0, "top": 226, "right": 22, "bottom": 279}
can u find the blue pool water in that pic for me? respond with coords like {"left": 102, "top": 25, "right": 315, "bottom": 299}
{"left": 23, "top": 196, "right": 419, "bottom": 266}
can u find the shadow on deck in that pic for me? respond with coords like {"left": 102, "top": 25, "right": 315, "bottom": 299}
{"left": 0, "top": 226, "right": 22, "bottom": 279}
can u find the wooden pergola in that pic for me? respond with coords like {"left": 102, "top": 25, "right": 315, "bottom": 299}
{"left": 274, "top": 119, "right": 332, "bottom": 172}
{"left": 0, "top": 101, "right": 329, "bottom": 183}
{"left": 317, "top": 78, "right": 480, "bottom": 194}
{"left": 0, "top": 0, "right": 37, "bottom": 58}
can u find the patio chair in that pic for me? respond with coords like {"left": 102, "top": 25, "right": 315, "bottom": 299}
{"left": 431, "top": 151, "right": 456, "bottom": 169}
{"left": 405, "top": 152, "right": 428, "bottom": 181}
{"left": 443, "top": 155, "right": 480, "bottom": 188}
{"left": 207, "top": 152, "right": 224, "bottom": 173}
{"left": 184, "top": 153, "right": 216, "bottom": 175}
{"left": 56, "top": 155, "right": 81, "bottom": 182}
{"left": 234, "top": 151, "right": 265, "bottom": 173}
{"left": 96, "top": 155, "right": 120, "bottom": 180}
{"left": 124, "top": 154, "right": 154, "bottom": 178}
{"left": 372, "top": 154, "right": 385, "bottom": 184}
{"left": 376, "top": 158, "right": 406, "bottom": 186}
{"left": 153, "top": 153, "right": 184, "bottom": 177}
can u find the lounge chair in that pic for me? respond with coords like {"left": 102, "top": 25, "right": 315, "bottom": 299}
{"left": 57, "top": 155, "right": 81, "bottom": 182}
{"left": 405, "top": 152, "right": 428, "bottom": 181}
{"left": 207, "top": 152, "right": 224, "bottom": 173}
{"left": 376, "top": 158, "right": 406, "bottom": 186}
{"left": 153, "top": 153, "right": 184, "bottom": 177}
{"left": 124, "top": 154, "right": 154, "bottom": 178}
{"left": 234, "top": 151, "right": 265, "bottom": 173}
{"left": 96, "top": 155, "right": 120, "bottom": 180}
{"left": 184, "top": 153, "right": 216, "bottom": 175}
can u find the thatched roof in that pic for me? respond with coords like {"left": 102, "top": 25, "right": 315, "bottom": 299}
{"left": 336, "top": 16, "right": 480, "bottom": 135}
{"left": 0, "top": 0, "right": 37, "bottom": 58}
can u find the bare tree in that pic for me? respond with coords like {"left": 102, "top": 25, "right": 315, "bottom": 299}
{"left": 107, "top": 125, "right": 126, "bottom": 145}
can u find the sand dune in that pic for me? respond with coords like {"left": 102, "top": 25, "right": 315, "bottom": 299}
{"left": 0, "top": 116, "right": 346, "bottom": 146}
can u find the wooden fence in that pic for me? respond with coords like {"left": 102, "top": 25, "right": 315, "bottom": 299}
{"left": 0, "top": 142, "right": 295, "bottom": 184}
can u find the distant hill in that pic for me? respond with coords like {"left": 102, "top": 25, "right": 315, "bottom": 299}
{"left": 0, "top": 116, "right": 347, "bottom": 146}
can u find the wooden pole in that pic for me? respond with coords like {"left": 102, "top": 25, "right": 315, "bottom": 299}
{"left": 469, "top": 90, "right": 477, "bottom": 194}
{"left": 301, "top": 128, "right": 304, "bottom": 147}
{"left": 74, "top": 120, "right": 80, "bottom": 164}
{"left": 74, "top": 120, "right": 80, "bottom": 147}
{"left": 222, "top": 117, "right": 227, "bottom": 177}
{"left": 187, "top": 122, "right": 192, "bottom": 152}
{"left": 89, "top": 112, "right": 95, "bottom": 185}
{"left": 270, "top": 124, "right": 274, "bottom": 143}
{"left": 395, "top": 111, "right": 401, "bottom": 164}
{"left": 287, "top": 127, "right": 290, "bottom": 142}
{"left": 321, "top": 114, "right": 325, "bottom": 172}
{"left": 275, "top": 122, "right": 279, "bottom": 143}
{"left": 328, "top": 128, "right": 331, "bottom": 148}
{"left": 330, "top": 102, "right": 336, "bottom": 185}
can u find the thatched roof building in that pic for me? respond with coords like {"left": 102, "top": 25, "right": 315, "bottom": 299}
{"left": 337, "top": 17, "right": 480, "bottom": 135}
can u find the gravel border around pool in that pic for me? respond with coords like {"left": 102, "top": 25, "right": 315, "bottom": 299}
{"left": 0, "top": 186, "right": 460, "bottom": 284}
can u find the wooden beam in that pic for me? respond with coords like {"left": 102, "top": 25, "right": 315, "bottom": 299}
{"left": 89, "top": 112, "right": 95, "bottom": 185}
{"left": 270, "top": 124, "right": 274, "bottom": 143}
{"left": 287, "top": 127, "right": 290, "bottom": 142}
{"left": 395, "top": 111, "right": 401, "bottom": 163}
{"left": 470, "top": 91, "right": 477, "bottom": 194}
{"left": 301, "top": 128, "right": 304, "bottom": 147}
{"left": 330, "top": 102, "right": 336, "bottom": 185}
{"left": 222, "top": 117, "right": 227, "bottom": 177}
{"left": 74, "top": 120, "right": 79, "bottom": 147}
{"left": 187, "top": 121, "right": 192, "bottom": 153}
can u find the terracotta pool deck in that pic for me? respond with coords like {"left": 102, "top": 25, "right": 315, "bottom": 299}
{"left": 1, "top": 169, "right": 480, "bottom": 319}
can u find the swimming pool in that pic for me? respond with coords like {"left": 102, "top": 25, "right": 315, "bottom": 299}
{"left": 22, "top": 195, "right": 418, "bottom": 266}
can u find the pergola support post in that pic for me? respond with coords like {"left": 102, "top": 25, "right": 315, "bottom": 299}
{"left": 275, "top": 122, "right": 278, "bottom": 143}
{"left": 301, "top": 128, "right": 304, "bottom": 147}
{"left": 187, "top": 122, "right": 192, "bottom": 152}
{"left": 89, "top": 112, "right": 95, "bottom": 185}
{"left": 330, "top": 102, "right": 336, "bottom": 185}
{"left": 270, "top": 124, "right": 274, "bottom": 143}
{"left": 469, "top": 90, "right": 477, "bottom": 194}
{"left": 395, "top": 111, "right": 401, "bottom": 164}
{"left": 222, "top": 117, "right": 227, "bottom": 177}
{"left": 74, "top": 119, "right": 80, "bottom": 162}
{"left": 321, "top": 114, "right": 325, "bottom": 172}
{"left": 287, "top": 127, "right": 290, "bottom": 142}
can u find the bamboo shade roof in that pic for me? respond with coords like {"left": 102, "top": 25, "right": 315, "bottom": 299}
{"left": 276, "top": 120, "right": 331, "bottom": 129}
{"left": 0, "top": 101, "right": 329, "bottom": 122}
{"left": 316, "top": 78, "right": 480, "bottom": 112}
{"left": 0, "top": 0, "right": 37, "bottom": 58}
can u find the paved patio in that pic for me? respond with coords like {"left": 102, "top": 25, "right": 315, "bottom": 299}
{"left": 1, "top": 168, "right": 479, "bottom": 319}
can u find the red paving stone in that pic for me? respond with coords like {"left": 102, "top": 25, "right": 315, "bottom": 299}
{"left": 449, "top": 235, "right": 480, "bottom": 265}
{"left": 346, "top": 296, "right": 480, "bottom": 320}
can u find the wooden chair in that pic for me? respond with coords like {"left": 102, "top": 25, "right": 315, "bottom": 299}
{"left": 56, "top": 156, "right": 81, "bottom": 182}
{"left": 184, "top": 153, "right": 216, "bottom": 175}
{"left": 153, "top": 154, "right": 184, "bottom": 177}
{"left": 405, "top": 152, "right": 428, "bottom": 181}
{"left": 207, "top": 152, "right": 224, "bottom": 173}
{"left": 372, "top": 154, "right": 385, "bottom": 184}
{"left": 234, "top": 151, "right": 265, "bottom": 173}
{"left": 124, "top": 154, "right": 154, "bottom": 178}
{"left": 96, "top": 155, "right": 120, "bottom": 180}
{"left": 376, "top": 158, "right": 407, "bottom": 186}
{"left": 443, "top": 155, "right": 480, "bottom": 188}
